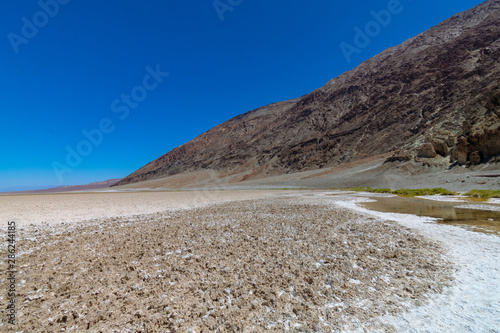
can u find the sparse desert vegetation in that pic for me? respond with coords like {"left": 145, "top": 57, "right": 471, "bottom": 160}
{"left": 465, "top": 189, "right": 500, "bottom": 199}
{"left": 339, "top": 187, "right": 458, "bottom": 196}
{"left": 340, "top": 187, "right": 500, "bottom": 199}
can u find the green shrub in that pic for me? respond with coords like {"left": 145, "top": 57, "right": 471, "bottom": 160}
{"left": 372, "top": 188, "right": 392, "bottom": 193}
{"left": 392, "top": 188, "right": 412, "bottom": 195}
{"left": 340, "top": 187, "right": 457, "bottom": 196}
{"left": 393, "top": 188, "right": 456, "bottom": 196}
{"left": 465, "top": 189, "right": 500, "bottom": 199}
{"left": 342, "top": 187, "right": 374, "bottom": 192}
{"left": 426, "top": 188, "right": 456, "bottom": 195}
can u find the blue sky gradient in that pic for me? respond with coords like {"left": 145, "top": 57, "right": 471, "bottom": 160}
{"left": 0, "top": 0, "right": 485, "bottom": 191}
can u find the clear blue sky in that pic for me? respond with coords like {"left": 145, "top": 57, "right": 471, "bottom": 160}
{"left": 0, "top": 0, "right": 485, "bottom": 191}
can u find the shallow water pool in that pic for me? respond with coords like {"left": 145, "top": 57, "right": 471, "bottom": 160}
{"left": 362, "top": 196, "right": 500, "bottom": 236}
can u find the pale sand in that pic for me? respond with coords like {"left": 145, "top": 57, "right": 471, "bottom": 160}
{"left": 0, "top": 190, "right": 288, "bottom": 226}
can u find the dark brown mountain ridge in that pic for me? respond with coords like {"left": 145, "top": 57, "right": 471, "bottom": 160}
{"left": 116, "top": 0, "right": 500, "bottom": 187}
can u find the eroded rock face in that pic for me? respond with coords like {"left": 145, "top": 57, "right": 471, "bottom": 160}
{"left": 470, "top": 127, "right": 500, "bottom": 159}
{"left": 419, "top": 143, "right": 438, "bottom": 158}
{"left": 469, "top": 151, "right": 482, "bottom": 165}
{"left": 116, "top": 0, "right": 500, "bottom": 187}
{"left": 450, "top": 126, "right": 500, "bottom": 165}
{"left": 451, "top": 137, "right": 470, "bottom": 165}
{"left": 385, "top": 151, "right": 412, "bottom": 163}
{"left": 432, "top": 140, "right": 449, "bottom": 157}
{"left": 445, "top": 136, "right": 456, "bottom": 148}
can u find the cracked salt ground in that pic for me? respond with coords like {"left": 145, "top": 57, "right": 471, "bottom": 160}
{"left": 1, "top": 195, "right": 454, "bottom": 332}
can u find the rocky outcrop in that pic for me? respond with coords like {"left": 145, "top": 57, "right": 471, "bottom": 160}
{"left": 419, "top": 144, "right": 437, "bottom": 158}
{"left": 384, "top": 151, "right": 412, "bottom": 164}
{"left": 469, "top": 151, "right": 482, "bottom": 165}
{"left": 115, "top": 0, "right": 500, "bottom": 187}
{"left": 467, "top": 127, "right": 500, "bottom": 159}
{"left": 451, "top": 137, "right": 470, "bottom": 165}
{"left": 432, "top": 141, "right": 449, "bottom": 157}
{"left": 450, "top": 126, "right": 500, "bottom": 165}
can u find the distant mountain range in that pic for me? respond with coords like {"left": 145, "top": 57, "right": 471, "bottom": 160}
{"left": 0, "top": 179, "right": 122, "bottom": 194}
{"left": 115, "top": 0, "right": 500, "bottom": 188}
{"left": 0, "top": 185, "right": 60, "bottom": 193}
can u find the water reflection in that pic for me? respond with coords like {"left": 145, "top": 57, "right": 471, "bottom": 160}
{"left": 362, "top": 196, "right": 500, "bottom": 236}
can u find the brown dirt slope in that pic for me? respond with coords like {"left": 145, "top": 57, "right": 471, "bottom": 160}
{"left": 116, "top": 0, "right": 500, "bottom": 187}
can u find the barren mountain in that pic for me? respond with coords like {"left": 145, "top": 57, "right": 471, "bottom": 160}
{"left": 116, "top": 0, "right": 500, "bottom": 187}
{"left": 1, "top": 179, "right": 122, "bottom": 195}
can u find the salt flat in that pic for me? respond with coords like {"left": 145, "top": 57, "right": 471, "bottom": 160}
{"left": 0, "top": 190, "right": 498, "bottom": 332}
{"left": 0, "top": 190, "right": 284, "bottom": 226}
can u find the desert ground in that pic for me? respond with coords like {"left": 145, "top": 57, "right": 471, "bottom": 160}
{"left": 0, "top": 190, "right": 285, "bottom": 227}
{"left": 1, "top": 190, "right": 499, "bottom": 332}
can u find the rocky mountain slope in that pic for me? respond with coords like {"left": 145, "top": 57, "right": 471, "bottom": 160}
{"left": 116, "top": 0, "right": 500, "bottom": 187}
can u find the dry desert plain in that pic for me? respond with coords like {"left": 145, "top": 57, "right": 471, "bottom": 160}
{"left": 1, "top": 190, "right": 499, "bottom": 332}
